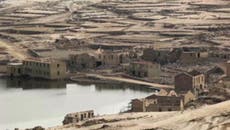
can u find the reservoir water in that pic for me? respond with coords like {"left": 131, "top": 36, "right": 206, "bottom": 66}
{"left": 0, "top": 78, "right": 154, "bottom": 130}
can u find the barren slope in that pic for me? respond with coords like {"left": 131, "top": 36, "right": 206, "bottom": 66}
{"left": 48, "top": 100, "right": 230, "bottom": 130}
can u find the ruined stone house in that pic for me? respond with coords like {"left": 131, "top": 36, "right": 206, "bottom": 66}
{"left": 7, "top": 63, "right": 23, "bottom": 77}
{"left": 131, "top": 98, "right": 145, "bottom": 112}
{"left": 69, "top": 49, "right": 132, "bottom": 70}
{"left": 131, "top": 92, "right": 183, "bottom": 112}
{"left": 63, "top": 110, "right": 94, "bottom": 125}
{"left": 128, "top": 61, "right": 161, "bottom": 79}
{"left": 142, "top": 48, "right": 169, "bottom": 62}
{"left": 179, "top": 49, "right": 209, "bottom": 64}
{"left": 178, "top": 90, "right": 196, "bottom": 105}
{"left": 69, "top": 53, "right": 101, "bottom": 71}
{"left": 98, "top": 50, "right": 130, "bottom": 66}
{"left": 131, "top": 89, "right": 195, "bottom": 112}
{"left": 142, "top": 48, "right": 181, "bottom": 64}
{"left": 158, "top": 89, "right": 195, "bottom": 106}
{"left": 7, "top": 59, "right": 67, "bottom": 80}
{"left": 175, "top": 70, "right": 206, "bottom": 95}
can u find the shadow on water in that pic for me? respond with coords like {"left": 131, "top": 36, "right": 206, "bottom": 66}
{"left": 94, "top": 83, "right": 156, "bottom": 92}
{"left": 4, "top": 77, "right": 157, "bottom": 93}
{"left": 5, "top": 77, "right": 67, "bottom": 90}
{"left": 70, "top": 81, "right": 157, "bottom": 93}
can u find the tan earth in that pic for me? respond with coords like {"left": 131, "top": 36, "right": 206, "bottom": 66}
{"left": 47, "top": 100, "right": 230, "bottom": 130}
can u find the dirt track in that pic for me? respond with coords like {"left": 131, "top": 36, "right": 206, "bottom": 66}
{"left": 85, "top": 74, "right": 174, "bottom": 89}
{"left": 0, "top": 40, "right": 27, "bottom": 60}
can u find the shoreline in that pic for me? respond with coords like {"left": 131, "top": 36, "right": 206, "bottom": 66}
{"left": 0, "top": 73, "right": 160, "bottom": 90}
{"left": 0, "top": 76, "right": 154, "bottom": 130}
{"left": 70, "top": 73, "right": 174, "bottom": 90}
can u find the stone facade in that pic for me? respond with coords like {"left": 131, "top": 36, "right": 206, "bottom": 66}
{"left": 158, "top": 89, "right": 195, "bottom": 105}
{"left": 179, "top": 90, "right": 196, "bottom": 105}
{"left": 142, "top": 48, "right": 181, "bottom": 64}
{"left": 131, "top": 99, "right": 145, "bottom": 112}
{"left": 7, "top": 63, "right": 23, "bottom": 77}
{"left": 142, "top": 48, "right": 169, "bottom": 61}
{"left": 7, "top": 59, "right": 67, "bottom": 80}
{"left": 145, "top": 95, "right": 183, "bottom": 112}
{"left": 69, "top": 53, "right": 100, "bottom": 70}
{"left": 180, "top": 51, "right": 209, "bottom": 64}
{"left": 131, "top": 93, "right": 183, "bottom": 112}
{"left": 128, "top": 61, "right": 161, "bottom": 79}
{"left": 69, "top": 49, "right": 132, "bottom": 70}
{"left": 63, "top": 110, "right": 94, "bottom": 125}
{"left": 175, "top": 70, "right": 205, "bottom": 94}
{"left": 98, "top": 50, "right": 130, "bottom": 66}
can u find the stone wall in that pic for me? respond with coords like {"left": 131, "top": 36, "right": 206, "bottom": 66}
{"left": 63, "top": 110, "right": 94, "bottom": 125}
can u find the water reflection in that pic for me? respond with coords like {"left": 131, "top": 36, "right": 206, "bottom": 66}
{"left": 6, "top": 77, "right": 66, "bottom": 89}
{"left": 94, "top": 83, "right": 155, "bottom": 92}
{"left": 5, "top": 77, "right": 155, "bottom": 92}
{"left": 0, "top": 77, "right": 155, "bottom": 130}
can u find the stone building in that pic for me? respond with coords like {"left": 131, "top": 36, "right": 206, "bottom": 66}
{"left": 158, "top": 89, "right": 195, "bottom": 106}
{"left": 210, "top": 49, "right": 230, "bottom": 60}
{"left": 63, "top": 110, "right": 94, "bottom": 125}
{"left": 7, "top": 63, "right": 23, "bottom": 77}
{"left": 142, "top": 48, "right": 181, "bottom": 64}
{"left": 69, "top": 49, "right": 133, "bottom": 70}
{"left": 179, "top": 50, "right": 209, "bottom": 64}
{"left": 98, "top": 50, "right": 130, "bottom": 66}
{"left": 178, "top": 90, "right": 196, "bottom": 105}
{"left": 131, "top": 98, "right": 145, "bottom": 112}
{"left": 131, "top": 93, "right": 183, "bottom": 112}
{"left": 131, "top": 88, "right": 195, "bottom": 112}
{"left": 7, "top": 59, "right": 67, "bottom": 80}
{"left": 142, "top": 48, "right": 170, "bottom": 61}
{"left": 128, "top": 61, "right": 161, "bottom": 79}
{"left": 142, "top": 47, "right": 209, "bottom": 64}
{"left": 69, "top": 53, "right": 101, "bottom": 70}
{"left": 175, "top": 70, "right": 205, "bottom": 94}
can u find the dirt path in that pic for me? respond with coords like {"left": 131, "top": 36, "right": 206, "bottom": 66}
{"left": 85, "top": 74, "right": 174, "bottom": 89}
{"left": 0, "top": 40, "right": 27, "bottom": 60}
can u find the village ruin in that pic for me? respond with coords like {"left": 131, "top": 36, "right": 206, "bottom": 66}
{"left": 0, "top": 0, "right": 229, "bottom": 129}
